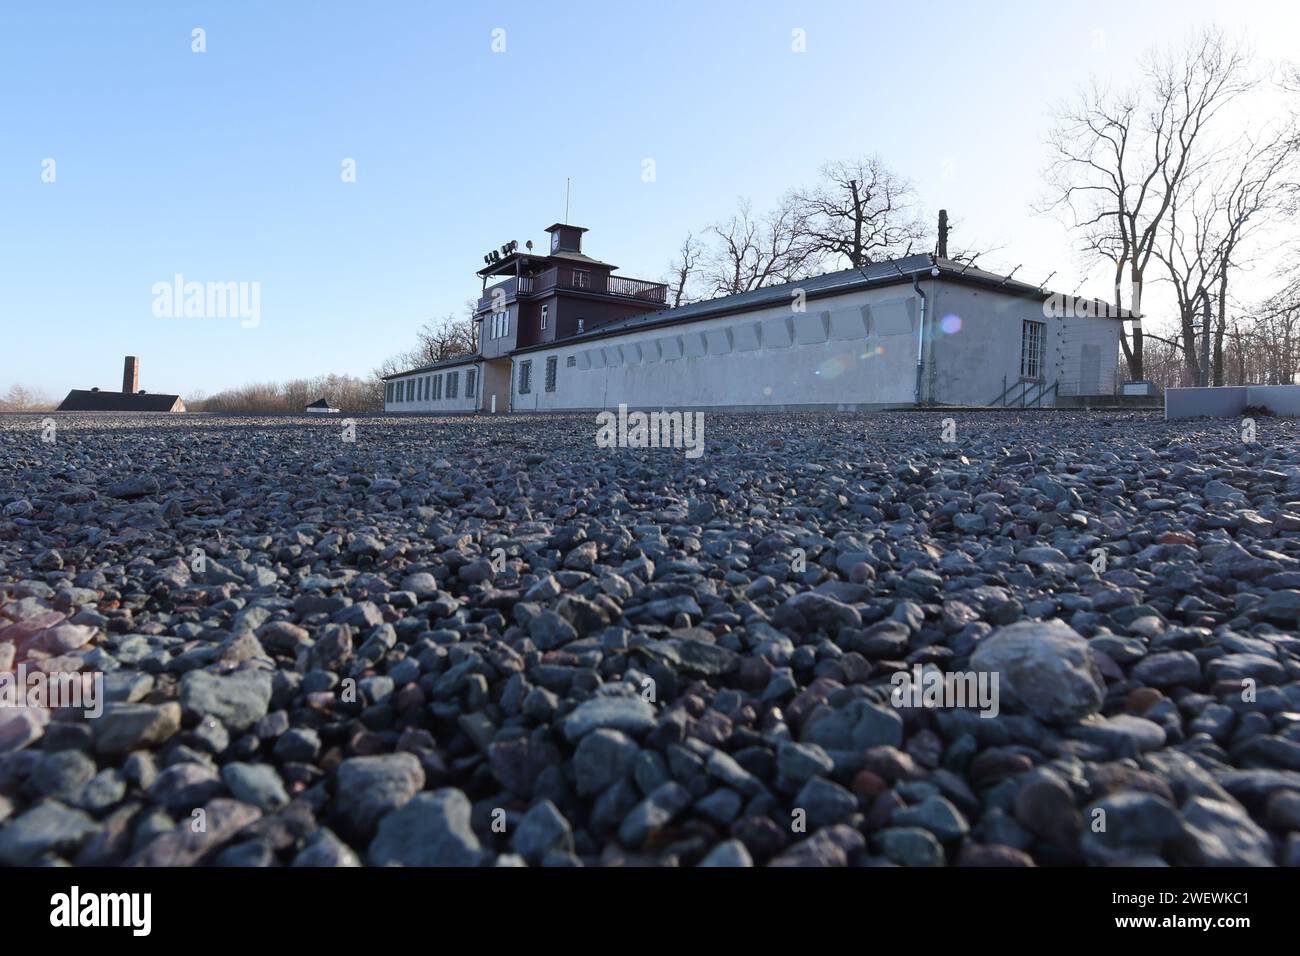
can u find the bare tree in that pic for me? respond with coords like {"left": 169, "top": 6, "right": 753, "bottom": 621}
{"left": 665, "top": 232, "right": 705, "bottom": 307}
{"left": 1044, "top": 27, "right": 1252, "bottom": 380}
{"left": 1206, "top": 128, "right": 1298, "bottom": 382}
{"left": 0, "top": 384, "right": 54, "bottom": 412}
{"left": 792, "top": 157, "right": 926, "bottom": 267}
{"left": 411, "top": 308, "right": 477, "bottom": 365}
{"left": 1153, "top": 125, "right": 1298, "bottom": 384}
{"left": 704, "top": 197, "right": 821, "bottom": 296}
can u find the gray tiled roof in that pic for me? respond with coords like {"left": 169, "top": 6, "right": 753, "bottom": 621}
{"left": 510, "top": 254, "right": 1126, "bottom": 354}
{"left": 383, "top": 353, "right": 480, "bottom": 381}
{"left": 57, "top": 390, "right": 185, "bottom": 412}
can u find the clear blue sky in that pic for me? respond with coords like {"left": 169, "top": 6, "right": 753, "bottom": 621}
{"left": 1, "top": 0, "right": 1292, "bottom": 398}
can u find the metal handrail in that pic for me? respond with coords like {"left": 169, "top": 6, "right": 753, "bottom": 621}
{"left": 990, "top": 377, "right": 1058, "bottom": 407}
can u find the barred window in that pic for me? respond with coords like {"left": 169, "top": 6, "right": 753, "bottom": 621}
{"left": 448, "top": 371, "right": 459, "bottom": 398}
{"left": 545, "top": 355, "right": 557, "bottom": 392}
{"left": 405, "top": 379, "right": 413, "bottom": 402}
{"left": 518, "top": 360, "right": 532, "bottom": 394}
{"left": 466, "top": 368, "right": 477, "bottom": 397}
{"left": 566, "top": 356, "right": 576, "bottom": 367}
{"left": 1021, "top": 320, "right": 1045, "bottom": 379}
{"left": 434, "top": 375, "right": 443, "bottom": 400}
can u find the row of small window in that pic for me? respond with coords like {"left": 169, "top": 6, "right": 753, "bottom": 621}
{"left": 517, "top": 356, "right": 559, "bottom": 395}
{"left": 387, "top": 368, "right": 477, "bottom": 404}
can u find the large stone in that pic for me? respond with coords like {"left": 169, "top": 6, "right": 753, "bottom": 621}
{"left": 893, "top": 795, "right": 970, "bottom": 843}
{"left": 698, "top": 839, "right": 754, "bottom": 867}
{"left": 179, "top": 669, "right": 272, "bottom": 732}
{"left": 773, "top": 592, "right": 862, "bottom": 633}
{"left": 794, "top": 776, "right": 857, "bottom": 829}
{"left": 0, "top": 800, "right": 100, "bottom": 864}
{"left": 1178, "top": 797, "right": 1275, "bottom": 866}
{"left": 1130, "top": 651, "right": 1201, "bottom": 688}
{"left": 0, "top": 707, "right": 48, "bottom": 754}
{"left": 220, "top": 762, "right": 290, "bottom": 811}
{"left": 803, "top": 698, "right": 903, "bottom": 751}
{"left": 573, "top": 729, "right": 638, "bottom": 796}
{"left": 512, "top": 799, "right": 574, "bottom": 864}
{"left": 127, "top": 799, "right": 261, "bottom": 866}
{"left": 618, "top": 781, "right": 692, "bottom": 847}
{"left": 368, "top": 789, "right": 486, "bottom": 866}
{"left": 1081, "top": 791, "right": 1183, "bottom": 864}
{"left": 94, "top": 702, "right": 182, "bottom": 757}
{"left": 292, "top": 828, "right": 362, "bottom": 867}
{"left": 336, "top": 753, "right": 426, "bottom": 836}
{"left": 562, "top": 696, "right": 657, "bottom": 742}
{"left": 777, "top": 741, "right": 835, "bottom": 784}
{"left": 970, "top": 620, "right": 1104, "bottom": 723}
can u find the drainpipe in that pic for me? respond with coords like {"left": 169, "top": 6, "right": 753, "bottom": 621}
{"left": 911, "top": 273, "right": 928, "bottom": 406}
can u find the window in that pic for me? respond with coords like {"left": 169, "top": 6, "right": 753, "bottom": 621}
{"left": 540, "top": 304, "right": 548, "bottom": 331}
{"left": 576, "top": 318, "right": 585, "bottom": 334}
{"left": 545, "top": 356, "right": 557, "bottom": 392}
{"left": 572, "top": 270, "right": 589, "bottom": 290}
{"left": 493, "top": 308, "right": 509, "bottom": 339}
{"left": 434, "top": 374, "right": 443, "bottom": 400}
{"left": 566, "top": 356, "right": 576, "bottom": 367}
{"left": 419, "top": 377, "right": 426, "bottom": 401}
{"left": 448, "top": 371, "right": 459, "bottom": 398}
{"left": 1021, "top": 320, "right": 1045, "bottom": 379}
{"left": 518, "top": 360, "right": 532, "bottom": 394}
{"left": 405, "top": 379, "right": 413, "bottom": 402}
{"left": 466, "top": 368, "right": 477, "bottom": 397}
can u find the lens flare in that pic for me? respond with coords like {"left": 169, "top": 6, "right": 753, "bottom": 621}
{"left": 815, "top": 355, "right": 854, "bottom": 379}
{"left": 940, "top": 314, "right": 963, "bottom": 335}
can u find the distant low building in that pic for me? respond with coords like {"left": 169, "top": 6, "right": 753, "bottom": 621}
{"left": 56, "top": 356, "right": 186, "bottom": 412}
{"left": 304, "top": 398, "right": 339, "bottom": 413}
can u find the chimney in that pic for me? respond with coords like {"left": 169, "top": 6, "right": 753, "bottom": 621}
{"left": 122, "top": 356, "right": 139, "bottom": 395}
{"left": 937, "top": 210, "right": 949, "bottom": 259}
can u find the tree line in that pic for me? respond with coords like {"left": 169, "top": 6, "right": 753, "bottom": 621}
{"left": 661, "top": 155, "right": 986, "bottom": 306}
{"left": 1043, "top": 26, "right": 1300, "bottom": 387}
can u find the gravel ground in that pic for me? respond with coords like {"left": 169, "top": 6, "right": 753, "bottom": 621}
{"left": 2, "top": 409, "right": 1300, "bottom": 867}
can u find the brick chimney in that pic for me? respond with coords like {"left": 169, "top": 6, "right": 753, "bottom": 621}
{"left": 122, "top": 356, "right": 139, "bottom": 394}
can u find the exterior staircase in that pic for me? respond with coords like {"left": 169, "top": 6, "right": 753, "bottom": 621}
{"left": 990, "top": 378, "right": 1058, "bottom": 407}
